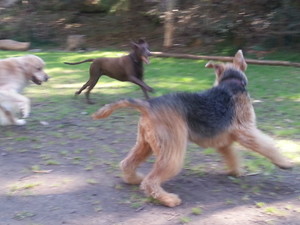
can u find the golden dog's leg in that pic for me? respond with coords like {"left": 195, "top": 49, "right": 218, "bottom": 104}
{"left": 141, "top": 123, "right": 188, "bottom": 207}
{"left": 217, "top": 145, "right": 242, "bottom": 176}
{"left": 120, "top": 123, "right": 152, "bottom": 185}
{"left": 236, "top": 128, "right": 293, "bottom": 169}
{"left": 0, "top": 106, "right": 16, "bottom": 125}
{"left": 0, "top": 92, "right": 29, "bottom": 125}
{"left": 17, "top": 97, "right": 30, "bottom": 118}
{"left": 8, "top": 92, "right": 30, "bottom": 118}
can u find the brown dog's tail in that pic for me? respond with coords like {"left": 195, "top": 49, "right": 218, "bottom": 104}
{"left": 92, "top": 98, "right": 150, "bottom": 120}
{"left": 64, "top": 59, "right": 94, "bottom": 65}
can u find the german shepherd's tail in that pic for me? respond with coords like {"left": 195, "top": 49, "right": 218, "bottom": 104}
{"left": 64, "top": 59, "right": 94, "bottom": 65}
{"left": 92, "top": 98, "right": 150, "bottom": 120}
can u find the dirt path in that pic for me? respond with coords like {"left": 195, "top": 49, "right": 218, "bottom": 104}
{"left": 0, "top": 99, "right": 299, "bottom": 225}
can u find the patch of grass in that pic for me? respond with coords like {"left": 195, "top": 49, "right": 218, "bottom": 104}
{"left": 86, "top": 178, "right": 99, "bottom": 185}
{"left": 145, "top": 197, "right": 161, "bottom": 205}
{"left": 13, "top": 211, "right": 35, "bottom": 220}
{"left": 191, "top": 207, "right": 203, "bottom": 215}
{"left": 256, "top": 202, "right": 266, "bottom": 208}
{"left": 114, "top": 184, "right": 124, "bottom": 190}
{"left": 250, "top": 186, "right": 261, "bottom": 194}
{"left": 243, "top": 151, "right": 276, "bottom": 175}
{"left": 60, "top": 150, "right": 69, "bottom": 157}
{"left": 264, "top": 206, "right": 286, "bottom": 216}
{"left": 127, "top": 193, "right": 148, "bottom": 209}
{"left": 72, "top": 156, "right": 83, "bottom": 161}
{"left": 15, "top": 136, "right": 30, "bottom": 141}
{"left": 241, "top": 194, "right": 250, "bottom": 201}
{"left": 180, "top": 216, "right": 192, "bottom": 224}
{"left": 94, "top": 206, "right": 103, "bottom": 212}
{"left": 203, "top": 148, "right": 216, "bottom": 155}
{"left": 84, "top": 164, "right": 94, "bottom": 171}
{"left": 130, "top": 201, "right": 143, "bottom": 209}
{"left": 31, "top": 165, "right": 41, "bottom": 171}
{"left": 186, "top": 165, "right": 205, "bottom": 176}
{"left": 45, "top": 160, "right": 60, "bottom": 165}
{"left": 225, "top": 199, "right": 235, "bottom": 205}
{"left": 10, "top": 182, "right": 41, "bottom": 192}
{"left": 40, "top": 154, "right": 52, "bottom": 160}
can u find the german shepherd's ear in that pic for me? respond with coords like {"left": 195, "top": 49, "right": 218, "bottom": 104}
{"left": 205, "top": 61, "right": 225, "bottom": 79}
{"left": 233, "top": 50, "right": 247, "bottom": 72}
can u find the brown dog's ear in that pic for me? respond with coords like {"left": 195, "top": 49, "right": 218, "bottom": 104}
{"left": 205, "top": 61, "right": 225, "bottom": 78}
{"left": 131, "top": 41, "right": 140, "bottom": 49}
{"left": 233, "top": 50, "right": 247, "bottom": 71}
{"left": 137, "top": 38, "right": 146, "bottom": 44}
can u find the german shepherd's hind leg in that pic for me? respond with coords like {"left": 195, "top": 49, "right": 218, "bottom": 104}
{"left": 235, "top": 128, "right": 293, "bottom": 169}
{"left": 140, "top": 120, "right": 188, "bottom": 207}
{"left": 217, "top": 145, "right": 243, "bottom": 176}
{"left": 120, "top": 122, "right": 152, "bottom": 184}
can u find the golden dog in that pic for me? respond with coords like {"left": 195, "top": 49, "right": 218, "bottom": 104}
{"left": 0, "top": 55, "right": 49, "bottom": 125}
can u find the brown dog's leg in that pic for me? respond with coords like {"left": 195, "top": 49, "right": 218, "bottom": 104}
{"left": 75, "top": 75, "right": 101, "bottom": 104}
{"left": 140, "top": 117, "right": 187, "bottom": 207}
{"left": 128, "top": 76, "right": 153, "bottom": 99}
{"left": 141, "top": 87, "right": 150, "bottom": 99}
{"left": 84, "top": 77, "right": 100, "bottom": 104}
{"left": 76, "top": 63, "right": 102, "bottom": 104}
{"left": 217, "top": 145, "right": 242, "bottom": 176}
{"left": 120, "top": 121, "right": 152, "bottom": 184}
{"left": 75, "top": 82, "right": 89, "bottom": 96}
{"left": 235, "top": 128, "right": 293, "bottom": 169}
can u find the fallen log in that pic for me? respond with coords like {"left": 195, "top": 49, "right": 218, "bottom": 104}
{"left": 0, "top": 39, "right": 30, "bottom": 51}
{"left": 151, "top": 52, "right": 300, "bottom": 68}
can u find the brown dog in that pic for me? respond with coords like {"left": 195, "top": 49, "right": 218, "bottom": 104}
{"left": 92, "top": 50, "right": 292, "bottom": 207}
{"left": 64, "top": 39, "right": 153, "bottom": 104}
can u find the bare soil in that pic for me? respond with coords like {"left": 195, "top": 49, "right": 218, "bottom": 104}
{"left": 0, "top": 94, "right": 300, "bottom": 225}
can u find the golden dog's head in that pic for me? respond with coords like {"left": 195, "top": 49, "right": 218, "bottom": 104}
{"left": 21, "top": 55, "right": 49, "bottom": 85}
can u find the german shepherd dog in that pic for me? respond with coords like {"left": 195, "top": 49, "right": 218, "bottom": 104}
{"left": 92, "top": 50, "right": 292, "bottom": 207}
{"left": 64, "top": 39, "right": 153, "bottom": 104}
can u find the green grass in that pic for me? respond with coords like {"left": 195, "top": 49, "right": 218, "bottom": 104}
{"left": 191, "top": 207, "right": 203, "bottom": 215}
{"left": 180, "top": 216, "right": 192, "bottom": 224}
{"left": 1, "top": 50, "right": 298, "bottom": 135}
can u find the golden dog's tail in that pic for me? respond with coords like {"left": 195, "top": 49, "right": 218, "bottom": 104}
{"left": 64, "top": 59, "right": 94, "bottom": 65}
{"left": 92, "top": 98, "right": 150, "bottom": 120}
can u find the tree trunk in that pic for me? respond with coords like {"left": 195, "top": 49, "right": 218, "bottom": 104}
{"left": 163, "top": 0, "right": 175, "bottom": 48}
